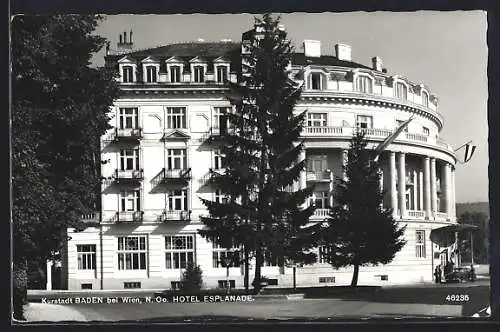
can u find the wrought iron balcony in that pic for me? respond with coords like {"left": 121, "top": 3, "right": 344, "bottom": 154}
{"left": 114, "top": 211, "right": 144, "bottom": 223}
{"left": 112, "top": 169, "right": 144, "bottom": 183}
{"left": 81, "top": 212, "right": 99, "bottom": 224}
{"left": 160, "top": 210, "right": 191, "bottom": 222}
{"left": 312, "top": 208, "right": 330, "bottom": 218}
{"left": 151, "top": 168, "right": 192, "bottom": 186}
{"left": 112, "top": 127, "right": 143, "bottom": 141}
{"left": 199, "top": 125, "right": 225, "bottom": 143}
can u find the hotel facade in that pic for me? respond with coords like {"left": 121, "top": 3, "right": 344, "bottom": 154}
{"left": 62, "top": 26, "right": 457, "bottom": 290}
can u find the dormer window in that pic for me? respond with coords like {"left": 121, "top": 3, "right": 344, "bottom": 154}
{"left": 308, "top": 72, "right": 324, "bottom": 90}
{"left": 145, "top": 65, "right": 157, "bottom": 83}
{"left": 216, "top": 65, "right": 229, "bottom": 83}
{"left": 422, "top": 90, "right": 429, "bottom": 107}
{"left": 193, "top": 66, "right": 205, "bottom": 83}
{"left": 122, "top": 66, "right": 134, "bottom": 83}
{"left": 395, "top": 81, "right": 408, "bottom": 100}
{"left": 355, "top": 75, "right": 373, "bottom": 93}
{"left": 169, "top": 66, "right": 181, "bottom": 83}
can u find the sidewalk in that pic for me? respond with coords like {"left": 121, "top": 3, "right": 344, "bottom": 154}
{"left": 22, "top": 302, "right": 91, "bottom": 322}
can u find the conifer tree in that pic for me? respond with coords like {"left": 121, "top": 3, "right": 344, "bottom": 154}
{"left": 321, "top": 131, "right": 407, "bottom": 286}
{"left": 199, "top": 13, "right": 316, "bottom": 293}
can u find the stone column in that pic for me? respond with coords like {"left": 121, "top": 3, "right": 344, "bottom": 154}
{"left": 46, "top": 260, "right": 52, "bottom": 290}
{"left": 423, "top": 157, "right": 431, "bottom": 218}
{"left": 444, "top": 163, "right": 452, "bottom": 219}
{"left": 430, "top": 158, "right": 437, "bottom": 218}
{"left": 451, "top": 166, "right": 456, "bottom": 220}
{"left": 412, "top": 170, "right": 418, "bottom": 211}
{"left": 342, "top": 149, "right": 348, "bottom": 181}
{"left": 390, "top": 152, "right": 398, "bottom": 217}
{"left": 418, "top": 171, "right": 424, "bottom": 211}
{"left": 398, "top": 152, "right": 406, "bottom": 218}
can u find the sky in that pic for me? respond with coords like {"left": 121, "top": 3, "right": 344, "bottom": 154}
{"left": 93, "top": 12, "right": 488, "bottom": 203}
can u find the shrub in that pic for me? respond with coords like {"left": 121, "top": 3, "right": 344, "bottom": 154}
{"left": 13, "top": 264, "right": 28, "bottom": 321}
{"left": 181, "top": 263, "right": 203, "bottom": 293}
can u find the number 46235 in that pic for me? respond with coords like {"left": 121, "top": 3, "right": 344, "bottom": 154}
{"left": 446, "top": 294, "right": 470, "bottom": 302}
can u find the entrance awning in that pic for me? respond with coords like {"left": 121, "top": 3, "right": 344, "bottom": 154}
{"left": 430, "top": 224, "right": 479, "bottom": 247}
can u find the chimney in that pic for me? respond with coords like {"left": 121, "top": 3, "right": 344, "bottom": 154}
{"left": 372, "top": 56, "right": 383, "bottom": 71}
{"left": 129, "top": 30, "right": 133, "bottom": 43}
{"left": 124, "top": 31, "right": 127, "bottom": 44}
{"left": 335, "top": 43, "right": 351, "bottom": 62}
{"left": 119, "top": 34, "right": 123, "bottom": 44}
{"left": 117, "top": 31, "right": 133, "bottom": 51}
{"left": 303, "top": 40, "right": 321, "bottom": 58}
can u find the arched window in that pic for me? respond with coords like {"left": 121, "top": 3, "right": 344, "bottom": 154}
{"left": 395, "top": 81, "right": 408, "bottom": 100}
{"left": 307, "top": 72, "right": 326, "bottom": 90}
{"left": 355, "top": 75, "right": 373, "bottom": 93}
{"left": 422, "top": 90, "right": 429, "bottom": 107}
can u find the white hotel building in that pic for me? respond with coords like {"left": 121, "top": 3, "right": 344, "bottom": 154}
{"left": 62, "top": 26, "right": 457, "bottom": 290}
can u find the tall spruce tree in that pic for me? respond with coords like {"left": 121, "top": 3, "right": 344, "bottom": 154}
{"left": 11, "top": 15, "right": 118, "bottom": 309}
{"left": 321, "top": 131, "right": 407, "bottom": 286}
{"left": 199, "top": 13, "right": 316, "bottom": 293}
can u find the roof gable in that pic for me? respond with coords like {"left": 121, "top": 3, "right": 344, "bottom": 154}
{"left": 141, "top": 56, "right": 159, "bottom": 63}
{"left": 165, "top": 56, "right": 185, "bottom": 63}
{"left": 162, "top": 130, "right": 191, "bottom": 140}
{"left": 118, "top": 56, "right": 136, "bottom": 64}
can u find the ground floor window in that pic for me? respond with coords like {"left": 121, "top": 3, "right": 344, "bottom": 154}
{"left": 212, "top": 243, "right": 241, "bottom": 268}
{"left": 415, "top": 230, "right": 426, "bottom": 258}
{"left": 165, "top": 235, "right": 195, "bottom": 269}
{"left": 317, "top": 245, "right": 332, "bottom": 264}
{"left": 77, "top": 245, "right": 96, "bottom": 270}
{"left": 117, "top": 236, "right": 147, "bottom": 270}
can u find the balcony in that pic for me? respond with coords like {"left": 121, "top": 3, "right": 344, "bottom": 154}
{"left": 151, "top": 168, "right": 192, "bottom": 186}
{"left": 436, "top": 212, "right": 448, "bottom": 220}
{"left": 312, "top": 208, "right": 330, "bottom": 218}
{"left": 114, "top": 211, "right": 144, "bottom": 223}
{"left": 359, "top": 128, "right": 392, "bottom": 138}
{"left": 81, "top": 212, "right": 99, "bottom": 224}
{"left": 306, "top": 171, "right": 332, "bottom": 182}
{"left": 407, "top": 210, "right": 425, "bottom": 219}
{"left": 112, "top": 169, "right": 144, "bottom": 184}
{"left": 112, "top": 128, "right": 143, "bottom": 142}
{"left": 199, "top": 168, "right": 225, "bottom": 187}
{"left": 405, "top": 132, "right": 428, "bottom": 143}
{"left": 160, "top": 210, "right": 191, "bottom": 222}
{"left": 304, "top": 126, "right": 343, "bottom": 136}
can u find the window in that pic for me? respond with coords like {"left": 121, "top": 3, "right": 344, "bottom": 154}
{"left": 77, "top": 245, "right": 96, "bottom": 270}
{"left": 214, "top": 188, "right": 229, "bottom": 204}
{"left": 216, "top": 66, "right": 228, "bottom": 83}
{"left": 119, "top": 108, "right": 139, "bottom": 129}
{"left": 307, "top": 113, "right": 327, "bottom": 127}
{"left": 218, "top": 280, "right": 236, "bottom": 289}
{"left": 120, "top": 149, "right": 140, "bottom": 171}
{"left": 307, "top": 154, "right": 328, "bottom": 172}
{"left": 167, "top": 149, "right": 187, "bottom": 170}
{"left": 395, "top": 81, "right": 408, "bottom": 100}
{"left": 145, "top": 65, "right": 157, "bottom": 83}
{"left": 117, "top": 236, "right": 147, "bottom": 270}
{"left": 193, "top": 66, "right": 205, "bottom": 83}
{"left": 166, "top": 107, "right": 186, "bottom": 129}
{"left": 214, "top": 107, "right": 230, "bottom": 133}
{"left": 212, "top": 243, "right": 241, "bottom": 268}
{"left": 422, "top": 91, "right": 429, "bottom": 107}
{"left": 122, "top": 66, "right": 134, "bottom": 83}
{"left": 168, "top": 189, "right": 189, "bottom": 211}
{"left": 309, "top": 192, "right": 330, "bottom": 209}
{"left": 355, "top": 75, "right": 373, "bottom": 93}
{"left": 120, "top": 190, "right": 140, "bottom": 212}
{"left": 263, "top": 250, "right": 279, "bottom": 267}
{"left": 214, "top": 150, "right": 226, "bottom": 170}
{"left": 165, "top": 235, "right": 195, "bottom": 269}
{"left": 396, "top": 120, "right": 409, "bottom": 133}
{"left": 124, "top": 282, "right": 141, "bottom": 289}
{"left": 318, "top": 245, "right": 331, "bottom": 264}
{"left": 423, "top": 126, "right": 430, "bottom": 136}
{"left": 308, "top": 72, "right": 323, "bottom": 90}
{"left": 81, "top": 283, "right": 92, "bottom": 289}
{"left": 357, "top": 115, "right": 373, "bottom": 129}
{"left": 169, "top": 65, "right": 181, "bottom": 83}
{"left": 415, "top": 230, "right": 426, "bottom": 258}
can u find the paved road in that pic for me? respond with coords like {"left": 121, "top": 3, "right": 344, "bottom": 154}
{"left": 21, "top": 281, "right": 490, "bottom": 322}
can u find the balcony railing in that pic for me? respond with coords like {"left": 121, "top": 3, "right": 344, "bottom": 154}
{"left": 112, "top": 128, "right": 143, "bottom": 141}
{"left": 407, "top": 210, "right": 425, "bottom": 218}
{"left": 313, "top": 208, "right": 330, "bottom": 218}
{"left": 405, "top": 132, "right": 428, "bottom": 143}
{"left": 304, "top": 126, "right": 343, "bottom": 135}
{"left": 306, "top": 171, "right": 332, "bottom": 182}
{"left": 160, "top": 210, "right": 191, "bottom": 222}
{"left": 359, "top": 128, "right": 393, "bottom": 137}
{"left": 199, "top": 168, "right": 225, "bottom": 187}
{"left": 81, "top": 212, "right": 99, "bottom": 224}
{"left": 151, "top": 168, "right": 191, "bottom": 186}
{"left": 113, "top": 169, "right": 144, "bottom": 182}
{"left": 115, "top": 211, "right": 144, "bottom": 223}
